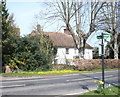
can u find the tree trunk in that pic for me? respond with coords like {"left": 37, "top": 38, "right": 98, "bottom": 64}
{"left": 114, "top": 33, "right": 118, "bottom": 59}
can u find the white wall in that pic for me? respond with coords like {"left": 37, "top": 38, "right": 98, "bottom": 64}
{"left": 84, "top": 49, "right": 93, "bottom": 59}
{"left": 55, "top": 48, "right": 78, "bottom": 64}
{"left": 54, "top": 47, "right": 93, "bottom": 64}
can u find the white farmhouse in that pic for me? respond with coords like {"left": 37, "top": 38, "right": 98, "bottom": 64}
{"left": 30, "top": 26, "right": 93, "bottom": 64}
{"left": 44, "top": 29, "right": 93, "bottom": 64}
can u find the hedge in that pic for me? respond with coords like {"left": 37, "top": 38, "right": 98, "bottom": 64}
{"left": 72, "top": 59, "right": 120, "bottom": 71}
{"left": 52, "top": 59, "right": 120, "bottom": 71}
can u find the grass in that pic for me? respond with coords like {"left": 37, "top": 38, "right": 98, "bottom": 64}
{"left": 83, "top": 85, "right": 120, "bottom": 95}
{"left": 1, "top": 68, "right": 118, "bottom": 77}
{"left": 1, "top": 70, "right": 80, "bottom": 77}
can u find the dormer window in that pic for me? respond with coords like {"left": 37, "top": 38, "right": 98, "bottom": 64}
{"left": 66, "top": 48, "right": 69, "bottom": 54}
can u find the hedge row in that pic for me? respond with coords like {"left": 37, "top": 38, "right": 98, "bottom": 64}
{"left": 73, "top": 59, "right": 120, "bottom": 71}
{"left": 52, "top": 59, "right": 120, "bottom": 71}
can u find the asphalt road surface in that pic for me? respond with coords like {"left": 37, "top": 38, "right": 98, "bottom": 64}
{"left": 1, "top": 70, "right": 119, "bottom": 96}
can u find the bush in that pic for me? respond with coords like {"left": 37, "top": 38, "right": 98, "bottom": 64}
{"left": 3, "top": 35, "right": 56, "bottom": 72}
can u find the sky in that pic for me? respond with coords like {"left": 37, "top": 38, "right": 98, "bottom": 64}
{"left": 6, "top": 1, "right": 110, "bottom": 49}
{"left": 7, "top": 2, "right": 45, "bottom": 36}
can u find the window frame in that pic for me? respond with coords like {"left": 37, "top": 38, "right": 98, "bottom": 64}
{"left": 66, "top": 48, "right": 69, "bottom": 54}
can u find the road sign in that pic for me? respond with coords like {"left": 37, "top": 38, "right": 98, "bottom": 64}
{"left": 103, "top": 34, "right": 111, "bottom": 37}
{"left": 97, "top": 33, "right": 105, "bottom": 88}
{"left": 96, "top": 33, "right": 112, "bottom": 88}
{"left": 97, "top": 35, "right": 102, "bottom": 39}
{"left": 97, "top": 34, "right": 111, "bottom": 39}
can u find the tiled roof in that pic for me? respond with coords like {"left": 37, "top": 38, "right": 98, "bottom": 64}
{"left": 30, "top": 31, "right": 93, "bottom": 49}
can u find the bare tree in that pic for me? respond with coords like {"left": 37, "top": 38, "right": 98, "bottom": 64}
{"left": 36, "top": 0, "right": 105, "bottom": 58}
{"left": 97, "top": 2, "right": 119, "bottom": 59}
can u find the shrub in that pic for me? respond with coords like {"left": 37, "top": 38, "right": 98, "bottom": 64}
{"left": 3, "top": 35, "right": 56, "bottom": 72}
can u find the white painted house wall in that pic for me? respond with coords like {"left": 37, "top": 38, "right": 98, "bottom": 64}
{"left": 30, "top": 27, "right": 93, "bottom": 64}
{"left": 55, "top": 47, "right": 93, "bottom": 64}
{"left": 84, "top": 48, "right": 93, "bottom": 59}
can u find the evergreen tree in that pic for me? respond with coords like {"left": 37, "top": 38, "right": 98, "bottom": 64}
{"left": 1, "top": 0, "right": 18, "bottom": 68}
{"left": 2, "top": 0, "right": 10, "bottom": 67}
{"left": 1, "top": 0, "right": 10, "bottom": 40}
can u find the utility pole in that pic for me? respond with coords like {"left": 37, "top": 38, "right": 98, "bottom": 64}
{"left": 101, "top": 33, "right": 105, "bottom": 88}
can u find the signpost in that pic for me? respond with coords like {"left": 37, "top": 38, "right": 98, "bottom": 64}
{"left": 101, "top": 33, "right": 104, "bottom": 88}
{"left": 97, "top": 33, "right": 111, "bottom": 88}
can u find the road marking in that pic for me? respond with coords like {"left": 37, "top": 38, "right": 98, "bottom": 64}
{"left": 2, "top": 74, "right": 79, "bottom": 82}
{"left": 83, "top": 70, "right": 118, "bottom": 75}
{"left": 61, "top": 74, "right": 79, "bottom": 77}
{"left": 2, "top": 75, "right": 115, "bottom": 84}
{"left": 45, "top": 91, "right": 88, "bottom": 96}
{"left": 65, "top": 91, "right": 88, "bottom": 95}
{"left": 3, "top": 82, "right": 85, "bottom": 92}
{"left": 2, "top": 70, "right": 118, "bottom": 81}
{"left": 2, "top": 74, "right": 80, "bottom": 83}
{"left": 2, "top": 77, "right": 65, "bottom": 83}
{"left": 94, "top": 75, "right": 114, "bottom": 79}
{"left": 65, "top": 92, "right": 83, "bottom": 95}
{"left": 66, "top": 78, "right": 92, "bottom": 82}
{"left": 0, "top": 84, "right": 26, "bottom": 88}
{"left": 105, "top": 75, "right": 113, "bottom": 78}
{"left": 66, "top": 75, "right": 115, "bottom": 82}
{"left": 93, "top": 77, "right": 99, "bottom": 78}
{"left": 112, "top": 83, "right": 118, "bottom": 86}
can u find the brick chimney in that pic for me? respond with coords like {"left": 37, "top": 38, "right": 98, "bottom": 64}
{"left": 64, "top": 29, "right": 71, "bottom": 35}
{"left": 37, "top": 24, "right": 41, "bottom": 31}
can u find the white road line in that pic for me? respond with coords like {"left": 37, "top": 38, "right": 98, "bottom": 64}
{"left": 83, "top": 70, "right": 118, "bottom": 75}
{"left": 65, "top": 92, "right": 83, "bottom": 95}
{"left": 105, "top": 75, "right": 114, "bottom": 78}
{"left": 0, "top": 84, "right": 26, "bottom": 88}
{"left": 93, "top": 77, "right": 99, "bottom": 78}
{"left": 2, "top": 74, "right": 80, "bottom": 83}
{"left": 61, "top": 74, "right": 79, "bottom": 76}
{"left": 2, "top": 70, "right": 118, "bottom": 81}
{"left": 3, "top": 82, "right": 87, "bottom": 92}
{"left": 94, "top": 75, "right": 114, "bottom": 78}
{"left": 2, "top": 74, "right": 79, "bottom": 81}
{"left": 65, "top": 91, "right": 89, "bottom": 95}
{"left": 66, "top": 75, "right": 115, "bottom": 82}
{"left": 2, "top": 74, "right": 116, "bottom": 84}
{"left": 112, "top": 83, "right": 118, "bottom": 86}
{"left": 2, "top": 77, "right": 65, "bottom": 83}
{"left": 66, "top": 78, "right": 92, "bottom": 82}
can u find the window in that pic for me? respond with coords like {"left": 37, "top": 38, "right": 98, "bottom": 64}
{"left": 66, "top": 48, "right": 69, "bottom": 54}
{"left": 74, "top": 48, "right": 77, "bottom": 54}
{"left": 73, "top": 56, "right": 79, "bottom": 59}
{"left": 54, "top": 59, "right": 58, "bottom": 64}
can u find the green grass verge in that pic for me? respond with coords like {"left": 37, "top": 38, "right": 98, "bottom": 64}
{"left": 1, "top": 68, "right": 118, "bottom": 77}
{"left": 1, "top": 70, "right": 80, "bottom": 76}
{"left": 83, "top": 86, "right": 120, "bottom": 95}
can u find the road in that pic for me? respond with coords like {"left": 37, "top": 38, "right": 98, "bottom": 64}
{"left": 1, "top": 70, "right": 119, "bottom": 96}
